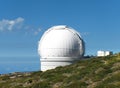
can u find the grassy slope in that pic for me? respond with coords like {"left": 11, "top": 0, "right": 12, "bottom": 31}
{"left": 0, "top": 54, "right": 120, "bottom": 88}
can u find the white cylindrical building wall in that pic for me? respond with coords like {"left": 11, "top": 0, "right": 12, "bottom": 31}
{"left": 38, "top": 25, "right": 85, "bottom": 71}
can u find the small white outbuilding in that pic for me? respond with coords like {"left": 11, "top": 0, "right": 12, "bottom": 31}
{"left": 97, "top": 50, "right": 113, "bottom": 57}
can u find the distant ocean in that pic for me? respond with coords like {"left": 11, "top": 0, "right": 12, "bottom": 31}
{"left": 0, "top": 56, "right": 40, "bottom": 74}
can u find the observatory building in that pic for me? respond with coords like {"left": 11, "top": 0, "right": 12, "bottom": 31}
{"left": 38, "top": 25, "right": 85, "bottom": 71}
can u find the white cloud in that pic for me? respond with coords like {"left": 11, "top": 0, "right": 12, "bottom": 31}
{"left": 0, "top": 17, "right": 42, "bottom": 36}
{"left": 34, "top": 28, "right": 42, "bottom": 35}
{"left": 81, "top": 32, "right": 90, "bottom": 36}
{"left": 0, "top": 17, "right": 24, "bottom": 31}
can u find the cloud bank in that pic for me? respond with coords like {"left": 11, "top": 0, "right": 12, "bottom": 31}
{"left": 0, "top": 17, "right": 24, "bottom": 31}
{"left": 0, "top": 17, "right": 41, "bottom": 35}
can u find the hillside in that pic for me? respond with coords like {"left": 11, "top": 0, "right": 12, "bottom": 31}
{"left": 0, "top": 54, "right": 120, "bottom": 88}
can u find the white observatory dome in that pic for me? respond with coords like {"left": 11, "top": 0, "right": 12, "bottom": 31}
{"left": 38, "top": 25, "right": 85, "bottom": 71}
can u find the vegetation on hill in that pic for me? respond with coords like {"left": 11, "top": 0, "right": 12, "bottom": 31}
{"left": 0, "top": 53, "right": 120, "bottom": 88}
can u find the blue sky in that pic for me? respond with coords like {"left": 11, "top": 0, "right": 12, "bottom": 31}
{"left": 0, "top": 0, "right": 120, "bottom": 73}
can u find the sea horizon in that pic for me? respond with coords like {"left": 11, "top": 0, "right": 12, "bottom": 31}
{"left": 0, "top": 56, "right": 40, "bottom": 74}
